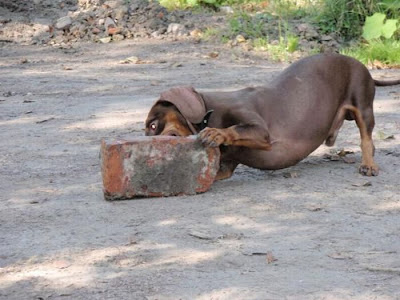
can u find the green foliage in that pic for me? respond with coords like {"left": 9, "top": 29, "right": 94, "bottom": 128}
{"left": 341, "top": 39, "right": 400, "bottom": 66}
{"left": 159, "top": 0, "right": 258, "bottom": 10}
{"left": 157, "top": 0, "right": 400, "bottom": 64}
{"left": 313, "top": 0, "right": 400, "bottom": 40}
{"left": 202, "top": 27, "right": 219, "bottom": 41}
{"left": 253, "top": 37, "right": 269, "bottom": 50}
{"left": 227, "top": 11, "right": 266, "bottom": 39}
{"left": 287, "top": 35, "right": 298, "bottom": 53}
{"left": 159, "top": 0, "right": 187, "bottom": 10}
{"left": 252, "top": 35, "right": 299, "bottom": 61}
{"left": 313, "top": 0, "right": 373, "bottom": 39}
{"left": 362, "top": 12, "right": 399, "bottom": 40}
{"left": 378, "top": 0, "right": 400, "bottom": 18}
{"left": 344, "top": 11, "right": 400, "bottom": 66}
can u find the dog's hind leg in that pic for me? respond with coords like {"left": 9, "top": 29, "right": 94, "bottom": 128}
{"left": 216, "top": 161, "right": 239, "bottom": 180}
{"left": 325, "top": 105, "right": 348, "bottom": 147}
{"left": 343, "top": 105, "right": 379, "bottom": 176}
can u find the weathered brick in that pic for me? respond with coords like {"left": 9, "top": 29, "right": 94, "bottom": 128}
{"left": 100, "top": 135, "right": 220, "bottom": 200}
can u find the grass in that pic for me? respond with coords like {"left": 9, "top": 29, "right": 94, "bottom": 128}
{"left": 157, "top": 0, "right": 400, "bottom": 65}
{"left": 341, "top": 39, "right": 400, "bottom": 67}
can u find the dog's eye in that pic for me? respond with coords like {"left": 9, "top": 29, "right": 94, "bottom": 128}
{"left": 150, "top": 123, "right": 157, "bottom": 131}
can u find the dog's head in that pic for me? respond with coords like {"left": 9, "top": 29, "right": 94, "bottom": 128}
{"left": 145, "top": 86, "right": 212, "bottom": 136}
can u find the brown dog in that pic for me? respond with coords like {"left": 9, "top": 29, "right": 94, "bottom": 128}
{"left": 145, "top": 53, "right": 400, "bottom": 180}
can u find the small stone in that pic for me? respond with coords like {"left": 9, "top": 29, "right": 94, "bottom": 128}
{"left": 167, "top": 23, "right": 185, "bottom": 36}
{"left": 207, "top": 51, "right": 219, "bottom": 58}
{"left": 99, "top": 37, "right": 112, "bottom": 43}
{"left": 151, "top": 31, "right": 161, "bottom": 38}
{"left": 114, "top": 6, "right": 128, "bottom": 20}
{"left": 92, "top": 27, "right": 101, "bottom": 34}
{"left": 236, "top": 34, "right": 246, "bottom": 43}
{"left": 55, "top": 16, "right": 72, "bottom": 30}
{"left": 112, "top": 34, "right": 124, "bottom": 42}
{"left": 107, "top": 27, "right": 121, "bottom": 35}
{"left": 104, "top": 0, "right": 124, "bottom": 9}
{"left": 220, "top": 6, "right": 234, "bottom": 14}
{"left": 342, "top": 156, "right": 356, "bottom": 164}
{"left": 190, "top": 29, "right": 202, "bottom": 38}
{"left": 321, "top": 34, "right": 333, "bottom": 41}
{"left": 104, "top": 17, "right": 116, "bottom": 33}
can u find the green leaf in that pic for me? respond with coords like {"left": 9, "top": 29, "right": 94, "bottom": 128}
{"left": 378, "top": 0, "right": 400, "bottom": 10}
{"left": 287, "top": 36, "right": 298, "bottom": 53}
{"left": 381, "top": 19, "right": 398, "bottom": 39}
{"left": 362, "top": 13, "right": 386, "bottom": 41}
{"left": 187, "top": 0, "right": 198, "bottom": 6}
{"left": 202, "top": 0, "right": 217, "bottom": 4}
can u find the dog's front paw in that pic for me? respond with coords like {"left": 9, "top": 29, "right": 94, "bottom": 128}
{"left": 198, "top": 128, "right": 232, "bottom": 147}
{"left": 359, "top": 164, "right": 379, "bottom": 176}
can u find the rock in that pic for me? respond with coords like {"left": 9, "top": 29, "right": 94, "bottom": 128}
{"left": 92, "top": 27, "right": 101, "bottom": 34}
{"left": 103, "top": 0, "right": 124, "bottom": 9}
{"left": 112, "top": 34, "right": 124, "bottom": 41}
{"left": 321, "top": 34, "right": 333, "bottom": 41}
{"left": 104, "top": 17, "right": 117, "bottom": 33}
{"left": 236, "top": 34, "right": 246, "bottom": 43}
{"left": 297, "top": 23, "right": 319, "bottom": 40}
{"left": 220, "top": 6, "right": 234, "bottom": 14}
{"left": 99, "top": 37, "right": 112, "bottom": 43}
{"left": 55, "top": 16, "right": 72, "bottom": 30}
{"left": 190, "top": 29, "right": 202, "bottom": 38}
{"left": 107, "top": 27, "right": 121, "bottom": 35}
{"left": 151, "top": 31, "right": 161, "bottom": 38}
{"left": 114, "top": 6, "right": 128, "bottom": 20}
{"left": 167, "top": 23, "right": 185, "bottom": 36}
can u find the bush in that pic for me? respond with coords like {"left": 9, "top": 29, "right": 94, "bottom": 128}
{"left": 313, "top": 0, "right": 400, "bottom": 40}
{"left": 341, "top": 39, "right": 400, "bottom": 66}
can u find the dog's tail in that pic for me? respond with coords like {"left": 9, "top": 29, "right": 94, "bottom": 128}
{"left": 374, "top": 79, "right": 400, "bottom": 86}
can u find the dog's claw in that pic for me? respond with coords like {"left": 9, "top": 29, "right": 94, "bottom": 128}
{"left": 198, "top": 128, "right": 225, "bottom": 148}
{"left": 359, "top": 164, "right": 379, "bottom": 176}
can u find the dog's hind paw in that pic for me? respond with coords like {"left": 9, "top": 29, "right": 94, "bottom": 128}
{"left": 359, "top": 164, "right": 379, "bottom": 176}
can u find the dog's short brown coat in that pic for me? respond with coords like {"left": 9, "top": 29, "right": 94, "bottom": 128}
{"left": 145, "top": 53, "right": 400, "bottom": 180}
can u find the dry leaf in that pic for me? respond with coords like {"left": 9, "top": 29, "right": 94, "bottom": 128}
{"left": 283, "top": 172, "right": 298, "bottom": 178}
{"left": 328, "top": 252, "right": 350, "bottom": 260}
{"left": 266, "top": 252, "right": 278, "bottom": 264}
{"left": 207, "top": 51, "right": 219, "bottom": 58}
{"left": 337, "top": 149, "right": 354, "bottom": 157}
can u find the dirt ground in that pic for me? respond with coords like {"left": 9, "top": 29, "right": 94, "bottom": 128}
{"left": 1, "top": 37, "right": 400, "bottom": 300}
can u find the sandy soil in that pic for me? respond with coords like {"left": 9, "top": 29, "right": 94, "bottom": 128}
{"left": 0, "top": 39, "right": 400, "bottom": 300}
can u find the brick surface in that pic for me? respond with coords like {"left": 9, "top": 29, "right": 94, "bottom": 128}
{"left": 100, "top": 135, "right": 220, "bottom": 200}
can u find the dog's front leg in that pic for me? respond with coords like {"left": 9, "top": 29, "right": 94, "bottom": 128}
{"left": 199, "top": 125, "right": 271, "bottom": 150}
{"left": 198, "top": 109, "right": 271, "bottom": 150}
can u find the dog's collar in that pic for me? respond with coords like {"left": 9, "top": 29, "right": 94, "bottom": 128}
{"left": 184, "top": 109, "right": 213, "bottom": 134}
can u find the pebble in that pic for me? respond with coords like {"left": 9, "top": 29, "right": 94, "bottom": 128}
{"left": 167, "top": 23, "right": 185, "bottom": 36}
{"left": 55, "top": 16, "right": 72, "bottom": 30}
{"left": 99, "top": 37, "right": 112, "bottom": 43}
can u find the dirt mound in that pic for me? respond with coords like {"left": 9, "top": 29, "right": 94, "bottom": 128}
{"left": 0, "top": 0, "right": 339, "bottom": 53}
{"left": 0, "top": 0, "right": 204, "bottom": 47}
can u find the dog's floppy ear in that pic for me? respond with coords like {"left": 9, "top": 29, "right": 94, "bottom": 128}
{"left": 158, "top": 86, "right": 206, "bottom": 124}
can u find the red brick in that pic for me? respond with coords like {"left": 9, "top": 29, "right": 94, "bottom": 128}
{"left": 100, "top": 135, "right": 220, "bottom": 200}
